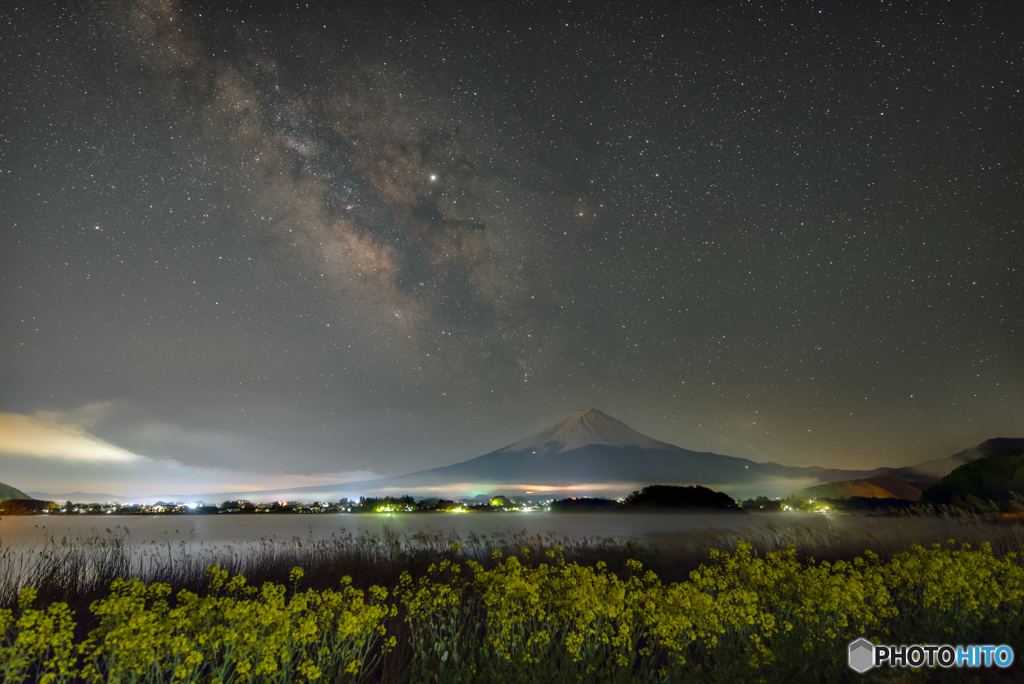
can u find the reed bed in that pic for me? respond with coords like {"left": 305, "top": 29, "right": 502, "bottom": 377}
{"left": 3, "top": 512, "right": 1024, "bottom": 619}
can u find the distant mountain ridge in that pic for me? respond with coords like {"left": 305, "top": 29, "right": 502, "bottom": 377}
{"left": 788, "top": 438, "right": 1024, "bottom": 500}
{"left": 26, "top": 490, "right": 128, "bottom": 503}
{"left": 886, "top": 438, "right": 1024, "bottom": 488}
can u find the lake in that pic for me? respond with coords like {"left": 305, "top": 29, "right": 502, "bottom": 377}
{"left": 0, "top": 510, "right": 838, "bottom": 549}
{"left": 2, "top": 511, "right": 1020, "bottom": 572}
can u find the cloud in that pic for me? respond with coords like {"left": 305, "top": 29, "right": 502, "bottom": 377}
{"left": 0, "top": 406, "right": 140, "bottom": 463}
{"left": 0, "top": 403, "right": 384, "bottom": 497}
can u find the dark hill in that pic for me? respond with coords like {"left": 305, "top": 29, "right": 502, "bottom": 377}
{"left": 790, "top": 439, "right": 1024, "bottom": 503}
{"left": 0, "top": 482, "right": 29, "bottom": 502}
{"left": 920, "top": 448, "right": 1024, "bottom": 510}
{"left": 0, "top": 498, "right": 52, "bottom": 514}
{"left": 624, "top": 485, "right": 737, "bottom": 509}
{"left": 793, "top": 474, "right": 923, "bottom": 501}
{"left": 886, "top": 438, "right": 1024, "bottom": 489}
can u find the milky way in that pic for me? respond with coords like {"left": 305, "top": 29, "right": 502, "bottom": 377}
{"left": 1, "top": 1, "right": 1021, "bottom": 495}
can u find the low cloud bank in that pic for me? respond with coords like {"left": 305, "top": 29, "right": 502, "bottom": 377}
{"left": 0, "top": 407, "right": 139, "bottom": 463}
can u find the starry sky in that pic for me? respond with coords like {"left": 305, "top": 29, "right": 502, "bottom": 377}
{"left": 1, "top": 0, "right": 1021, "bottom": 497}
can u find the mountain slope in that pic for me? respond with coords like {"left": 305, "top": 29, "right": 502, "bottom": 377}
{"left": 793, "top": 474, "right": 923, "bottom": 501}
{"left": 332, "top": 409, "right": 884, "bottom": 495}
{"left": 886, "top": 438, "right": 1024, "bottom": 488}
{"left": 787, "top": 438, "right": 1024, "bottom": 500}
{"left": 920, "top": 448, "right": 1024, "bottom": 508}
{"left": 0, "top": 482, "right": 29, "bottom": 502}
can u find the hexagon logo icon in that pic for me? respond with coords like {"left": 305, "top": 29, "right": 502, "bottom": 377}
{"left": 848, "top": 638, "right": 875, "bottom": 673}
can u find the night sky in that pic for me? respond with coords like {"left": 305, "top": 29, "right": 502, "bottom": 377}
{"left": 1, "top": 0, "right": 1021, "bottom": 497}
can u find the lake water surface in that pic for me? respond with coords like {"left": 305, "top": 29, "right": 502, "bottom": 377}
{"left": 2, "top": 511, "right": 1021, "bottom": 584}
{"left": 0, "top": 510, "right": 870, "bottom": 551}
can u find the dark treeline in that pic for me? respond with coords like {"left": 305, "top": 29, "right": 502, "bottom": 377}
{"left": 551, "top": 485, "right": 740, "bottom": 511}
{"left": 0, "top": 495, "right": 525, "bottom": 516}
{"left": 0, "top": 491, "right": 912, "bottom": 517}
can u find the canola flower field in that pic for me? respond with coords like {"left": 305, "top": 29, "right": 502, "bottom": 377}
{"left": 1, "top": 539, "right": 1021, "bottom": 683}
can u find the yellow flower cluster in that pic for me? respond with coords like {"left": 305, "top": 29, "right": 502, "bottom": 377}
{"left": 3, "top": 540, "right": 1023, "bottom": 682}
{"left": 399, "top": 541, "right": 1024, "bottom": 683}
{"left": 886, "top": 541, "right": 1024, "bottom": 643}
{"left": 1, "top": 566, "right": 393, "bottom": 683}
{"left": 0, "top": 587, "right": 77, "bottom": 684}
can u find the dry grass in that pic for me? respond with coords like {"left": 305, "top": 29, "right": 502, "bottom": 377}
{"left": 634, "top": 511, "right": 1024, "bottom": 582}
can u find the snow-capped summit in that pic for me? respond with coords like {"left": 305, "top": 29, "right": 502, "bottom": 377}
{"left": 501, "top": 408, "right": 673, "bottom": 453}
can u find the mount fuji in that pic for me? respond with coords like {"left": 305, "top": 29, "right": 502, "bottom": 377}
{"left": 122, "top": 409, "right": 889, "bottom": 502}
{"left": 223, "top": 409, "right": 886, "bottom": 500}
{"left": 352, "top": 409, "right": 884, "bottom": 493}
